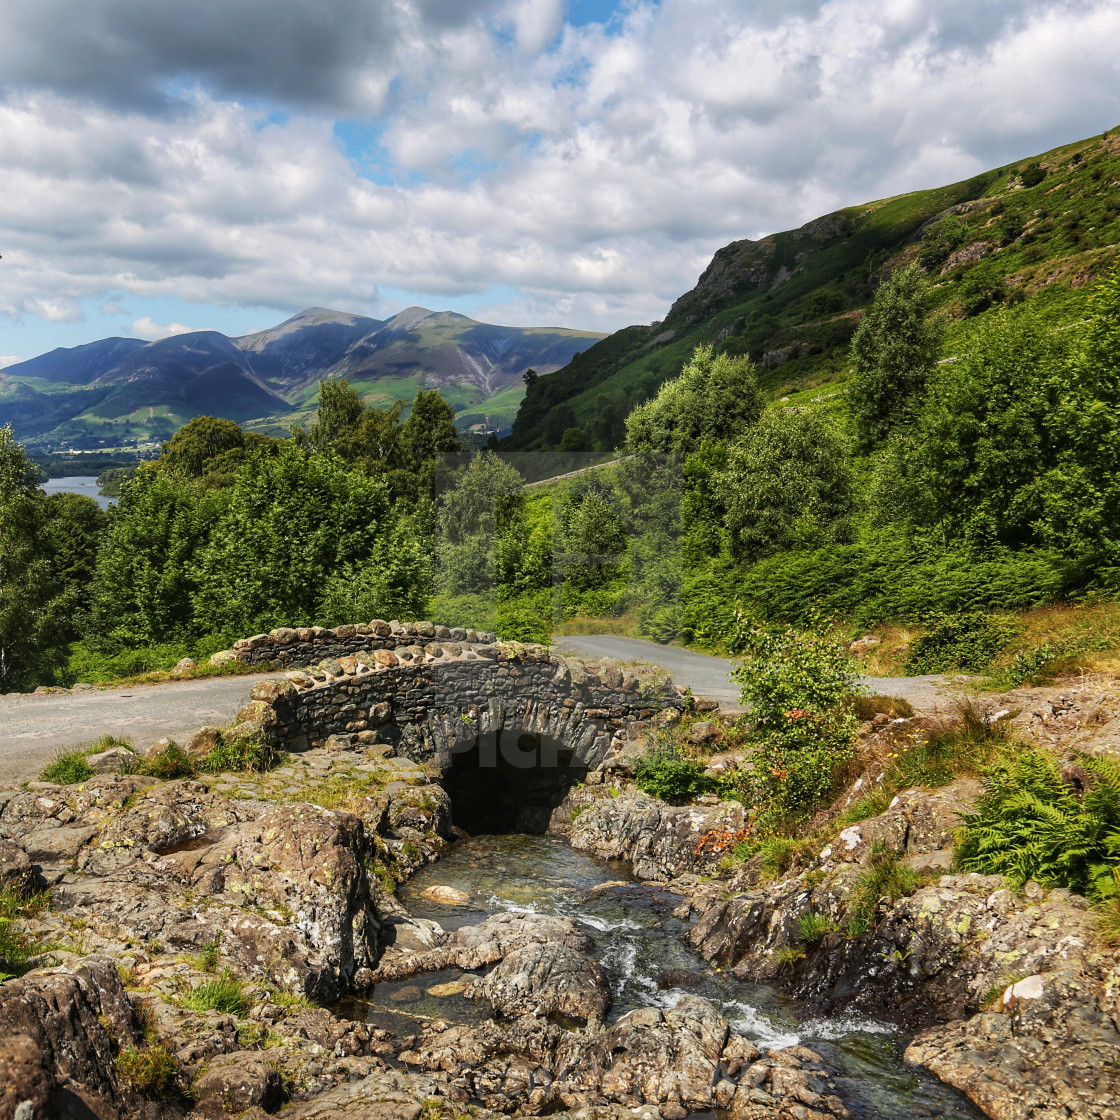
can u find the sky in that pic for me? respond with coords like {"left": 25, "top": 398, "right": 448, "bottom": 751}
{"left": 1, "top": 0, "right": 1118, "bottom": 366}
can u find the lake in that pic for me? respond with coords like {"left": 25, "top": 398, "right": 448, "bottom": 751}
{"left": 40, "top": 475, "right": 114, "bottom": 510}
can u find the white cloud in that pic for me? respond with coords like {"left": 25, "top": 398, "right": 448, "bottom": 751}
{"left": 0, "top": 0, "right": 1116, "bottom": 339}
{"left": 0, "top": 355, "right": 23, "bottom": 368}
{"left": 131, "top": 316, "right": 196, "bottom": 341}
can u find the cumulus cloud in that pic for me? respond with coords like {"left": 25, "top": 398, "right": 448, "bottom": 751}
{"left": 131, "top": 316, "right": 196, "bottom": 341}
{"left": 0, "top": 0, "right": 1117, "bottom": 337}
{"left": 0, "top": 355, "right": 23, "bottom": 368}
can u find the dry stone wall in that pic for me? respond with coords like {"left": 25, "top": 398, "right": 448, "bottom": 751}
{"left": 240, "top": 640, "right": 682, "bottom": 771}
{"left": 221, "top": 619, "right": 498, "bottom": 669}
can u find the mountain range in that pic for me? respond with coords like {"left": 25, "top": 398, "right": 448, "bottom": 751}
{"left": 506, "top": 126, "right": 1120, "bottom": 450}
{"left": 0, "top": 307, "right": 604, "bottom": 451}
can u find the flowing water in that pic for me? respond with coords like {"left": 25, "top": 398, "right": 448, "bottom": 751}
{"left": 347, "top": 833, "right": 983, "bottom": 1119}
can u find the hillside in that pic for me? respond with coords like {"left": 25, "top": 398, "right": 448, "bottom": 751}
{"left": 506, "top": 126, "right": 1120, "bottom": 450}
{"left": 0, "top": 307, "right": 604, "bottom": 452}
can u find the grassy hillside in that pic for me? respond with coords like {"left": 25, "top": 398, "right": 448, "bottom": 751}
{"left": 507, "top": 127, "right": 1120, "bottom": 450}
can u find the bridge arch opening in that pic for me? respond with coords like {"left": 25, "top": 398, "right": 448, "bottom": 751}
{"left": 440, "top": 729, "right": 588, "bottom": 835}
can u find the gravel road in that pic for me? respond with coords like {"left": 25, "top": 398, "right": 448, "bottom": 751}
{"left": 0, "top": 672, "right": 285, "bottom": 786}
{"left": 554, "top": 634, "right": 957, "bottom": 714}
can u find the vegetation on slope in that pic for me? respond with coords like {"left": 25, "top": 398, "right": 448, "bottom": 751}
{"left": 506, "top": 127, "right": 1120, "bottom": 451}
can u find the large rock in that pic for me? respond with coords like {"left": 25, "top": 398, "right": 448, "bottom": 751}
{"left": 0, "top": 957, "right": 145, "bottom": 1118}
{"left": 191, "top": 1051, "right": 284, "bottom": 1116}
{"left": 554, "top": 995, "right": 729, "bottom": 1115}
{"left": 465, "top": 941, "right": 612, "bottom": 1022}
{"left": 566, "top": 789, "right": 747, "bottom": 879}
{"left": 905, "top": 965, "right": 1120, "bottom": 1120}
{"left": 373, "top": 912, "right": 593, "bottom": 982}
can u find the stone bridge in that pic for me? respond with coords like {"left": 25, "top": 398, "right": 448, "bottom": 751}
{"left": 227, "top": 624, "right": 684, "bottom": 833}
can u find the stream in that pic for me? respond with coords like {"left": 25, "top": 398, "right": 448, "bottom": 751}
{"left": 344, "top": 833, "right": 983, "bottom": 1119}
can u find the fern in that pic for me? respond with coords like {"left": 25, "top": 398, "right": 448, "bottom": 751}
{"left": 956, "top": 749, "right": 1120, "bottom": 899}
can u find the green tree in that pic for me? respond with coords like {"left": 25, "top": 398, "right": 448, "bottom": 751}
{"left": 86, "top": 468, "right": 224, "bottom": 649}
{"left": 396, "top": 389, "right": 463, "bottom": 502}
{"left": 624, "top": 345, "right": 763, "bottom": 457}
{"left": 41, "top": 492, "right": 107, "bottom": 635}
{"left": 904, "top": 308, "right": 1065, "bottom": 549}
{"left": 0, "top": 425, "right": 61, "bottom": 690}
{"left": 160, "top": 416, "right": 246, "bottom": 478}
{"left": 1038, "top": 263, "right": 1120, "bottom": 557}
{"left": 720, "top": 409, "right": 855, "bottom": 561}
{"left": 193, "top": 444, "right": 396, "bottom": 635}
{"left": 435, "top": 452, "right": 527, "bottom": 596}
{"left": 309, "top": 380, "right": 366, "bottom": 451}
{"left": 849, "top": 264, "right": 942, "bottom": 446}
{"left": 558, "top": 480, "right": 628, "bottom": 593}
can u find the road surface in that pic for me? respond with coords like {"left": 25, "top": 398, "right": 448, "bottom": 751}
{"left": 554, "top": 634, "right": 954, "bottom": 714}
{"left": 0, "top": 672, "right": 285, "bottom": 786}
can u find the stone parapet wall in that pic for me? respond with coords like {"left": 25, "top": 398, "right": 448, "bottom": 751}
{"left": 239, "top": 641, "right": 683, "bottom": 771}
{"left": 225, "top": 619, "right": 498, "bottom": 669}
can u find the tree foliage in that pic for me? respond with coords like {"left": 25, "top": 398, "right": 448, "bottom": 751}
{"left": 720, "top": 409, "right": 855, "bottom": 561}
{"left": 0, "top": 425, "right": 60, "bottom": 690}
{"left": 625, "top": 345, "right": 762, "bottom": 457}
{"left": 849, "top": 264, "right": 943, "bottom": 446}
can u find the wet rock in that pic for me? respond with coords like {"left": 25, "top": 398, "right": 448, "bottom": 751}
{"left": 420, "top": 885, "right": 470, "bottom": 906}
{"left": 565, "top": 789, "right": 747, "bottom": 879}
{"left": 553, "top": 995, "right": 729, "bottom": 1115}
{"left": 374, "top": 912, "right": 593, "bottom": 982}
{"left": 465, "top": 941, "right": 612, "bottom": 1022}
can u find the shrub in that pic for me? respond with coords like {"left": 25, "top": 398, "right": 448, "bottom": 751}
{"left": 955, "top": 748, "right": 1120, "bottom": 899}
{"left": 757, "top": 835, "right": 811, "bottom": 878}
{"left": 179, "top": 971, "right": 247, "bottom": 1016}
{"left": 730, "top": 615, "right": 860, "bottom": 826}
{"left": 632, "top": 746, "right": 713, "bottom": 804}
{"left": 904, "top": 611, "right": 1013, "bottom": 674}
{"left": 40, "top": 749, "right": 94, "bottom": 784}
{"left": 116, "top": 1044, "right": 178, "bottom": 1098}
{"left": 847, "top": 842, "right": 921, "bottom": 937}
{"left": 851, "top": 694, "right": 915, "bottom": 721}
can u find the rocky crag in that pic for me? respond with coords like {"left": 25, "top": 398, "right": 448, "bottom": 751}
{"left": 1, "top": 636, "right": 1117, "bottom": 1120}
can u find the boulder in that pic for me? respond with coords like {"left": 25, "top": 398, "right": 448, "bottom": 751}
{"left": 465, "top": 941, "right": 612, "bottom": 1021}
{"left": 209, "top": 650, "right": 239, "bottom": 666}
{"left": 0, "top": 958, "right": 143, "bottom": 1116}
{"left": 192, "top": 1052, "right": 284, "bottom": 1115}
{"left": 85, "top": 745, "right": 138, "bottom": 774}
{"left": 374, "top": 912, "right": 592, "bottom": 982}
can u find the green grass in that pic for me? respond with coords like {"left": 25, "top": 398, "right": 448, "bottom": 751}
{"left": 179, "top": 971, "right": 247, "bottom": 1016}
{"left": 0, "top": 887, "right": 51, "bottom": 980}
{"left": 272, "top": 990, "right": 317, "bottom": 1011}
{"left": 116, "top": 1044, "right": 179, "bottom": 1098}
{"left": 838, "top": 700, "right": 1009, "bottom": 827}
{"left": 846, "top": 842, "right": 923, "bottom": 937}
{"left": 797, "top": 911, "right": 840, "bottom": 943}
{"left": 40, "top": 748, "right": 95, "bottom": 784}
